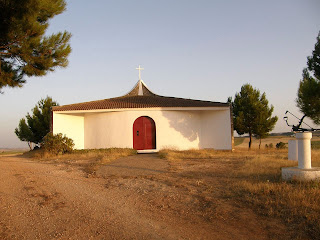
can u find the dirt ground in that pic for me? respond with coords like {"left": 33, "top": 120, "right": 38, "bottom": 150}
{"left": 0, "top": 153, "right": 300, "bottom": 240}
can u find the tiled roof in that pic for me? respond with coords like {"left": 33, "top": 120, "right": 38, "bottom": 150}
{"left": 52, "top": 80, "right": 229, "bottom": 112}
{"left": 52, "top": 95, "right": 229, "bottom": 111}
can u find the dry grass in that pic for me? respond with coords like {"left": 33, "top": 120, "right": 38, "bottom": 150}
{"left": 232, "top": 149, "right": 320, "bottom": 240}
{"left": 24, "top": 148, "right": 137, "bottom": 176}
{"left": 160, "top": 148, "right": 320, "bottom": 239}
{"left": 0, "top": 150, "right": 26, "bottom": 156}
{"left": 159, "top": 148, "right": 231, "bottom": 161}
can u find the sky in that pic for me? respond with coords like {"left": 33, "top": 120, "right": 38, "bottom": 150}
{"left": 1, "top": 0, "right": 320, "bottom": 148}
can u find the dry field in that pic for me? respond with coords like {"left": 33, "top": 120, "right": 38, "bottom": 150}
{"left": 159, "top": 148, "right": 320, "bottom": 239}
{"left": 0, "top": 149, "right": 27, "bottom": 156}
{"left": 235, "top": 135, "right": 320, "bottom": 149}
{"left": 0, "top": 142, "right": 319, "bottom": 239}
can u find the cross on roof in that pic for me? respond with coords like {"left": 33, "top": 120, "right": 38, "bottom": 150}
{"left": 136, "top": 65, "right": 144, "bottom": 80}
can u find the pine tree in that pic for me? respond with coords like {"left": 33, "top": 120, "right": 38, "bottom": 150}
{"left": 230, "top": 84, "right": 278, "bottom": 149}
{"left": 254, "top": 104, "right": 278, "bottom": 149}
{"left": 0, "top": 0, "right": 71, "bottom": 91}
{"left": 297, "top": 32, "right": 320, "bottom": 125}
{"left": 15, "top": 119, "right": 34, "bottom": 149}
{"left": 15, "top": 97, "right": 58, "bottom": 148}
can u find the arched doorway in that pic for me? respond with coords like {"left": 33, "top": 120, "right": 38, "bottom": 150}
{"left": 133, "top": 116, "right": 156, "bottom": 150}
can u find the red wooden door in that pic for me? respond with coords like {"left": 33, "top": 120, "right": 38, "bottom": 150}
{"left": 133, "top": 116, "right": 156, "bottom": 150}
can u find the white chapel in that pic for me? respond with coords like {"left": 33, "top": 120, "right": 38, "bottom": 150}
{"left": 52, "top": 66, "right": 233, "bottom": 151}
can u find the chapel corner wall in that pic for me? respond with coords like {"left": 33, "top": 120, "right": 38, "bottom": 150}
{"left": 52, "top": 113, "right": 85, "bottom": 149}
{"left": 200, "top": 110, "right": 233, "bottom": 150}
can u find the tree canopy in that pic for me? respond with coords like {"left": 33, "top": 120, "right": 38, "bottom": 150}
{"left": 230, "top": 84, "right": 278, "bottom": 148}
{"left": 15, "top": 96, "right": 58, "bottom": 149}
{"left": 297, "top": 32, "right": 320, "bottom": 125}
{"left": 0, "top": 0, "right": 71, "bottom": 91}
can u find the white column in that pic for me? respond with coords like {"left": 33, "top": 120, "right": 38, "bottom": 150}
{"left": 288, "top": 139, "right": 298, "bottom": 161}
{"left": 296, "top": 132, "right": 312, "bottom": 169}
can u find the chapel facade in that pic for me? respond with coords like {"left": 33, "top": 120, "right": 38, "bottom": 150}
{"left": 52, "top": 75, "right": 233, "bottom": 152}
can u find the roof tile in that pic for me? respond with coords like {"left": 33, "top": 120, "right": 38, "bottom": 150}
{"left": 52, "top": 95, "right": 229, "bottom": 111}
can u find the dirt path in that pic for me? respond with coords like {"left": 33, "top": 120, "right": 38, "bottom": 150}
{"left": 0, "top": 154, "right": 295, "bottom": 239}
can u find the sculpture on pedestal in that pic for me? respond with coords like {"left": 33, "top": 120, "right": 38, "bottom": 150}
{"left": 282, "top": 111, "right": 320, "bottom": 181}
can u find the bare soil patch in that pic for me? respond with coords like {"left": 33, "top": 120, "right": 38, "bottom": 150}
{"left": 96, "top": 153, "right": 169, "bottom": 177}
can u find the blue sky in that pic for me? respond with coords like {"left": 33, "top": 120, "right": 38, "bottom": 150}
{"left": 1, "top": 0, "right": 320, "bottom": 148}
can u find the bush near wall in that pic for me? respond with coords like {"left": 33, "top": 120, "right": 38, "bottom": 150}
{"left": 41, "top": 133, "right": 74, "bottom": 155}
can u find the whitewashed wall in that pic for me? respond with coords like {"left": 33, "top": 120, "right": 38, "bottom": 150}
{"left": 84, "top": 110, "right": 201, "bottom": 150}
{"left": 200, "top": 110, "right": 232, "bottom": 150}
{"left": 52, "top": 113, "right": 84, "bottom": 149}
{"left": 53, "top": 108, "right": 232, "bottom": 150}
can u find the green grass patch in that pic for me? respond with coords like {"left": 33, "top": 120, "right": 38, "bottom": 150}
{"left": 234, "top": 137, "right": 245, "bottom": 146}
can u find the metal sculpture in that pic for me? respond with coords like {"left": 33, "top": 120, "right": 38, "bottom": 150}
{"left": 284, "top": 111, "right": 319, "bottom": 132}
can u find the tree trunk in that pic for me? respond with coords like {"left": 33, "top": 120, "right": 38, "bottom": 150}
{"left": 249, "top": 132, "right": 252, "bottom": 149}
{"left": 259, "top": 137, "right": 261, "bottom": 149}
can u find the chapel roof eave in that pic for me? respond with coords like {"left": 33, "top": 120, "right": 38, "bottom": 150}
{"left": 52, "top": 95, "right": 230, "bottom": 112}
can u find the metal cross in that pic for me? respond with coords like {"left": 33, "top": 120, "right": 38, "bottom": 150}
{"left": 136, "top": 65, "right": 144, "bottom": 80}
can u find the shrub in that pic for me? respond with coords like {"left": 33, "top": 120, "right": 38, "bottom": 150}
{"left": 276, "top": 141, "right": 286, "bottom": 149}
{"left": 41, "top": 133, "right": 74, "bottom": 155}
{"left": 265, "top": 144, "right": 269, "bottom": 148}
{"left": 311, "top": 141, "right": 320, "bottom": 150}
{"left": 269, "top": 143, "right": 274, "bottom": 148}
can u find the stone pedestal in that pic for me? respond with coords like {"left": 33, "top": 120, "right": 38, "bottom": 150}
{"left": 282, "top": 132, "right": 320, "bottom": 181}
{"left": 282, "top": 167, "right": 320, "bottom": 181}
